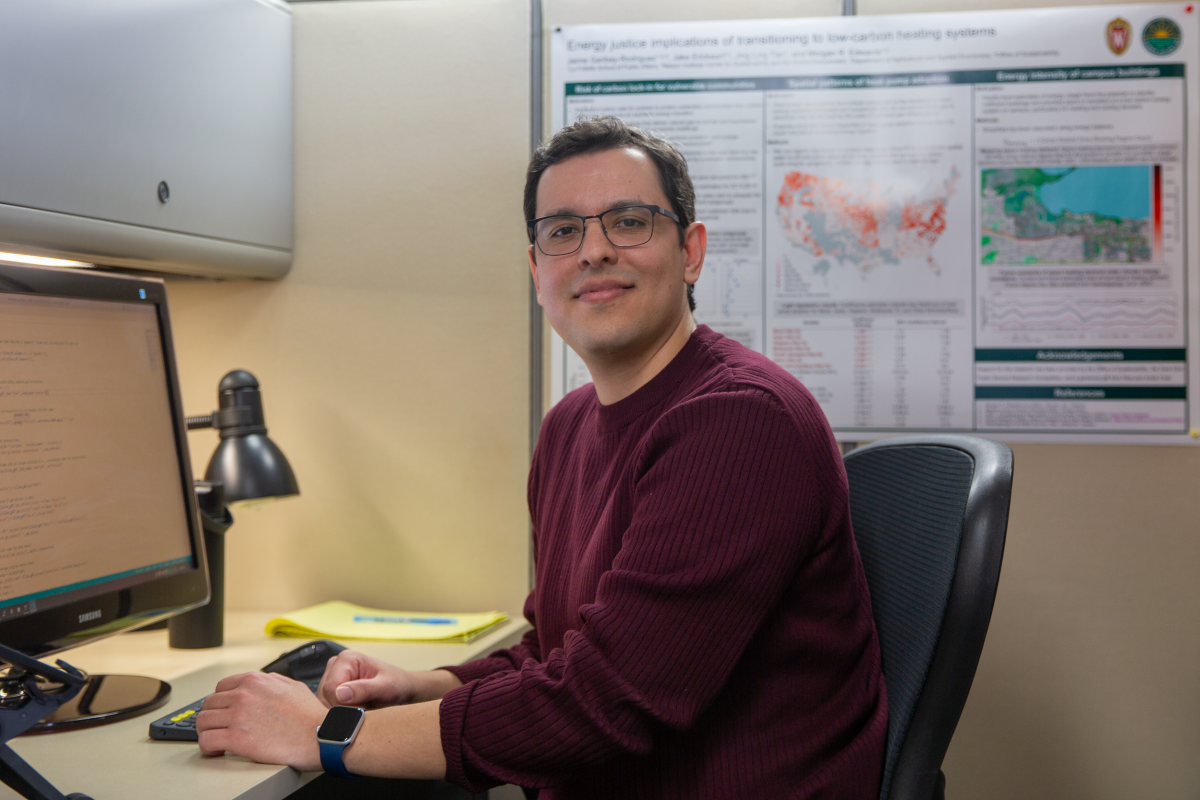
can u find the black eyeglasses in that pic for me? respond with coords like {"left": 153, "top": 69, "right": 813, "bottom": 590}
{"left": 527, "top": 204, "right": 682, "bottom": 256}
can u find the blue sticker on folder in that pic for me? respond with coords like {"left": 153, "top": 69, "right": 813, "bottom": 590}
{"left": 353, "top": 615, "right": 456, "bottom": 625}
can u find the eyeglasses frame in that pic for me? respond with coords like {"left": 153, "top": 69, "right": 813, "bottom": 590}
{"left": 526, "top": 204, "right": 683, "bottom": 257}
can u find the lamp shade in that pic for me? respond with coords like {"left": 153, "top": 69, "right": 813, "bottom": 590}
{"left": 205, "top": 434, "right": 299, "bottom": 503}
{"left": 199, "top": 370, "right": 299, "bottom": 503}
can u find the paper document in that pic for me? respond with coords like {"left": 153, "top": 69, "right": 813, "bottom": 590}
{"left": 265, "top": 601, "right": 508, "bottom": 643}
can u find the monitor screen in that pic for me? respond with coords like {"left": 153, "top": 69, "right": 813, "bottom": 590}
{"left": 0, "top": 263, "right": 206, "bottom": 656}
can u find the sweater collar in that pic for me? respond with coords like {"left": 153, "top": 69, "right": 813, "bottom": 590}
{"left": 594, "top": 325, "right": 713, "bottom": 432}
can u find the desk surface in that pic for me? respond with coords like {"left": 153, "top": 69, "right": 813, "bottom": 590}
{"left": 4, "top": 611, "right": 529, "bottom": 800}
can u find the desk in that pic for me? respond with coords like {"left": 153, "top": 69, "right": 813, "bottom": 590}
{"left": 3, "top": 611, "right": 530, "bottom": 800}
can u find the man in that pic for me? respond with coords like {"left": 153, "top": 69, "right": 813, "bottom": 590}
{"left": 197, "top": 117, "right": 887, "bottom": 798}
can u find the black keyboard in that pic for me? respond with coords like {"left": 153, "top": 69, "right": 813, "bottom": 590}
{"left": 149, "top": 696, "right": 203, "bottom": 741}
{"left": 149, "top": 678, "right": 321, "bottom": 741}
{"left": 149, "top": 639, "right": 345, "bottom": 742}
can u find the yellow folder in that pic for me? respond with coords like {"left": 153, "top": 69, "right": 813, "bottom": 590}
{"left": 265, "top": 600, "right": 508, "bottom": 643}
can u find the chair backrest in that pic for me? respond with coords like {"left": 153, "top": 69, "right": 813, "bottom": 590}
{"left": 843, "top": 435, "right": 1012, "bottom": 800}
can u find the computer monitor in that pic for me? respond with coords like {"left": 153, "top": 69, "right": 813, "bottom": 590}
{"left": 0, "top": 261, "right": 208, "bottom": 660}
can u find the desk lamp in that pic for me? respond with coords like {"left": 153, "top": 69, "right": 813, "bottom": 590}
{"left": 169, "top": 370, "right": 299, "bottom": 649}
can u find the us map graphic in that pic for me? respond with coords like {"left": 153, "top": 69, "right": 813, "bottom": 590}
{"left": 776, "top": 169, "right": 959, "bottom": 278}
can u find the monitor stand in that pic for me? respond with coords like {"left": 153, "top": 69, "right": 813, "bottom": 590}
{"left": 0, "top": 644, "right": 96, "bottom": 800}
{"left": 21, "top": 673, "right": 171, "bottom": 733}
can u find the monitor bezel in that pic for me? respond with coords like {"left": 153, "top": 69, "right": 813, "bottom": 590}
{"left": 0, "top": 262, "right": 209, "bottom": 657}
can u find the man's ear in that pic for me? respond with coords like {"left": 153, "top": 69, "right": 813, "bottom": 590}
{"left": 528, "top": 245, "right": 543, "bottom": 305}
{"left": 682, "top": 221, "right": 706, "bottom": 287}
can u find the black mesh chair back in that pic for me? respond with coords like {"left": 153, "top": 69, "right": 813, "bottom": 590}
{"left": 844, "top": 435, "right": 1012, "bottom": 800}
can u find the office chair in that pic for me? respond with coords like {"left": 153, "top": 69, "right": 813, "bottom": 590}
{"left": 843, "top": 435, "right": 1012, "bottom": 800}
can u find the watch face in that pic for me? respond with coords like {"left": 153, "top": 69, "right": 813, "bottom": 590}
{"left": 317, "top": 706, "right": 364, "bottom": 742}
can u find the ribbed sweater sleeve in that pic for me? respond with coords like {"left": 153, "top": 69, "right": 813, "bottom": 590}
{"left": 442, "top": 593, "right": 542, "bottom": 684}
{"left": 440, "top": 388, "right": 829, "bottom": 791}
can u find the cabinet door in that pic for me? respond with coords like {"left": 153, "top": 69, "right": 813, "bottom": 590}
{"left": 0, "top": 0, "right": 291, "bottom": 259}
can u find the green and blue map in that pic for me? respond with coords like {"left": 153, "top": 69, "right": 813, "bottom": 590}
{"left": 980, "top": 166, "right": 1152, "bottom": 265}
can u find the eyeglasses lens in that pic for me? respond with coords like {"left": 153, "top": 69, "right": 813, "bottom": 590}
{"left": 534, "top": 206, "right": 656, "bottom": 255}
{"left": 534, "top": 217, "right": 582, "bottom": 256}
{"left": 601, "top": 207, "right": 655, "bottom": 247}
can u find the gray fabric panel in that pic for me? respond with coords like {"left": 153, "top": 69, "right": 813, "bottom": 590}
{"left": 845, "top": 445, "right": 974, "bottom": 800}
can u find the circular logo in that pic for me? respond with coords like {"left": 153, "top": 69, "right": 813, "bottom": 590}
{"left": 1143, "top": 17, "right": 1182, "bottom": 56}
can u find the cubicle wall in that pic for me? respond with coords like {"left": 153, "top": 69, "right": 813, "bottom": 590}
{"left": 166, "top": 0, "right": 533, "bottom": 616}
{"left": 163, "top": 0, "right": 1199, "bottom": 798}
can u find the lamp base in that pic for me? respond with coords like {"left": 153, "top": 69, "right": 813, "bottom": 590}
{"left": 170, "top": 524, "right": 225, "bottom": 649}
{"left": 168, "top": 481, "right": 233, "bottom": 649}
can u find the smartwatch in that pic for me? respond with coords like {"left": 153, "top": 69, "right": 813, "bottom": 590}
{"left": 317, "top": 706, "right": 366, "bottom": 779}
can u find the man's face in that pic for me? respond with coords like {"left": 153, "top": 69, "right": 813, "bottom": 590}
{"left": 529, "top": 147, "right": 704, "bottom": 364}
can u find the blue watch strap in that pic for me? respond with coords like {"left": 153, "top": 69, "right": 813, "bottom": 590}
{"left": 319, "top": 738, "right": 357, "bottom": 779}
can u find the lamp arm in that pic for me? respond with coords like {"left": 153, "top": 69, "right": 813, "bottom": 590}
{"left": 186, "top": 414, "right": 214, "bottom": 430}
{"left": 186, "top": 408, "right": 264, "bottom": 434}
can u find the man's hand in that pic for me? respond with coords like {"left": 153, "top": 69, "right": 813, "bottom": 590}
{"left": 317, "top": 651, "right": 462, "bottom": 708}
{"left": 316, "top": 651, "right": 415, "bottom": 708}
{"left": 197, "top": 672, "right": 326, "bottom": 771}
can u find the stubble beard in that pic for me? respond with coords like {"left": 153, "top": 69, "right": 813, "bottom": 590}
{"left": 566, "top": 300, "right": 686, "bottom": 371}
{"left": 568, "top": 315, "right": 648, "bottom": 363}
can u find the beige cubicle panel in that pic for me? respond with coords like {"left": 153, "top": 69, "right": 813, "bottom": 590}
{"left": 165, "top": 0, "right": 534, "bottom": 620}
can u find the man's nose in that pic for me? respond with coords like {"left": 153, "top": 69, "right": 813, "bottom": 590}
{"left": 576, "top": 218, "right": 616, "bottom": 265}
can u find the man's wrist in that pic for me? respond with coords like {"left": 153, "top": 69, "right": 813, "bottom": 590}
{"left": 338, "top": 702, "right": 448, "bottom": 780}
{"left": 410, "top": 669, "right": 463, "bottom": 702}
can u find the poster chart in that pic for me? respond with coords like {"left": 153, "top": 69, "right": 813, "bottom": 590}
{"left": 547, "top": 4, "right": 1200, "bottom": 443}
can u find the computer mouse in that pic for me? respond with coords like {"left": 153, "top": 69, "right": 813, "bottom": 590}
{"left": 260, "top": 639, "right": 347, "bottom": 682}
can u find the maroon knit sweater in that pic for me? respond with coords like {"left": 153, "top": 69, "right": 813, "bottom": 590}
{"left": 441, "top": 326, "right": 886, "bottom": 798}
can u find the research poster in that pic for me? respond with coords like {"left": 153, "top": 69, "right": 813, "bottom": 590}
{"left": 547, "top": 4, "right": 1200, "bottom": 443}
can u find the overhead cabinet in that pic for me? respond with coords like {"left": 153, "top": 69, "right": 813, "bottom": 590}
{"left": 0, "top": 0, "right": 293, "bottom": 278}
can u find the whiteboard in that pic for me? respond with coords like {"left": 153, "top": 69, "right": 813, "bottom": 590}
{"left": 546, "top": 3, "right": 1200, "bottom": 444}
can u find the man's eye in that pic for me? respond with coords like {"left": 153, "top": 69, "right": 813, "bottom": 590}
{"left": 608, "top": 211, "right": 650, "bottom": 229}
{"left": 546, "top": 221, "right": 581, "bottom": 238}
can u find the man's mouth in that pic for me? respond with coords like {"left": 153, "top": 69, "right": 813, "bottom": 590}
{"left": 575, "top": 280, "right": 633, "bottom": 303}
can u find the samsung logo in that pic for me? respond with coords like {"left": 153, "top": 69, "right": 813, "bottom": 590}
{"left": 78, "top": 610, "right": 102, "bottom": 624}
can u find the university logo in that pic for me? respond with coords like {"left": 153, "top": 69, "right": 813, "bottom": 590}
{"left": 1106, "top": 17, "right": 1132, "bottom": 55}
{"left": 1143, "top": 17, "right": 1182, "bottom": 56}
